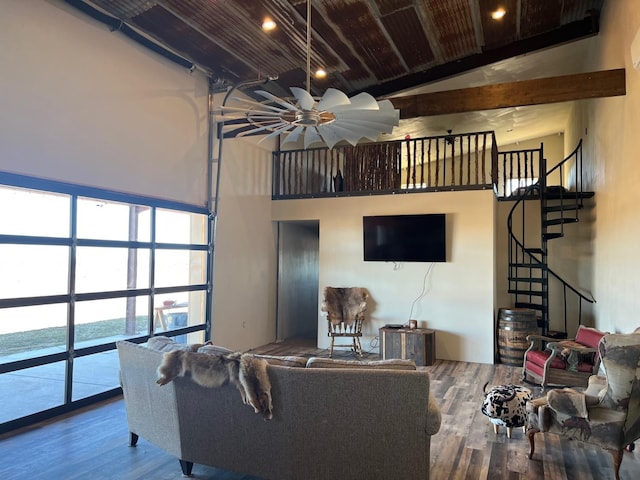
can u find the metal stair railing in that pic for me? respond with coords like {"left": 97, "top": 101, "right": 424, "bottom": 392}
{"left": 507, "top": 140, "right": 595, "bottom": 336}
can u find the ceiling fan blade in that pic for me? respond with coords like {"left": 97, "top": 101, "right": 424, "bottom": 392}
{"left": 321, "top": 126, "right": 358, "bottom": 147}
{"left": 290, "top": 87, "right": 315, "bottom": 110}
{"left": 316, "top": 125, "right": 350, "bottom": 149}
{"left": 260, "top": 124, "right": 296, "bottom": 144}
{"left": 303, "top": 127, "right": 323, "bottom": 149}
{"left": 343, "top": 92, "right": 379, "bottom": 111}
{"left": 376, "top": 99, "right": 397, "bottom": 111}
{"left": 220, "top": 105, "right": 283, "bottom": 114}
{"left": 335, "top": 117, "right": 399, "bottom": 134}
{"left": 222, "top": 125, "right": 258, "bottom": 138}
{"left": 255, "top": 90, "right": 298, "bottom": 111}
{"left": 236, "top": 121, "right": 289, "bottom": 137}
{"left": 249, "top": 90, "right": 298, "bottom": 110}
{"left": 254, "top": 90, "right": 299, "bottom": 111}
{"left": 334, "top": 119, "right": 395, "bottom": 137}
{"left": 226, "top": 97, "right": 289, "bottom": 114}
{"left": 337, "top": 108, "right": 399, "bottom": 121}
{"left": 317, "top": 88, "right": 350, "bottom": 111}
{"left": 282, "top": 125, "right": 305, "bottom": 145}
{"left": 218, "top": 110, "right": 285, "bottom": 122}
{"left": 215, "top": 112, "right": 253, "bottom": 121}
{"left": 323, "top": 122, "right": 379, "bottom": 143}
{"left": 377, "top": 100, "right": 400, "bottom": 122}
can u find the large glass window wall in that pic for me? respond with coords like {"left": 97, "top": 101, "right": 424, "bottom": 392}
{"left": 0, "top": 172, "right": 211, "bottom": 433}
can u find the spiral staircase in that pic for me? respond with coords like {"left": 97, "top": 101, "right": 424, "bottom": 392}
{"left": 506, "top": 140, "right": 595, "bottom": 338}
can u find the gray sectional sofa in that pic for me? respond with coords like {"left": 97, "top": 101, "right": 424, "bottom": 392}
{"left": 117, "top": 338, "right": 441, "bottom": 479}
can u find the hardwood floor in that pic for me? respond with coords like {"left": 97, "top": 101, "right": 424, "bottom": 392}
{"left": 426, "top": 360, "right": 639, "bottom": 480}
{"left": 0, "top": 339, "right": 638, "bottom": 479}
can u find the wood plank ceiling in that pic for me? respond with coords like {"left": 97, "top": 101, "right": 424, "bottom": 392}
{"left": 71, "top": 0, "right": 611, "bottom": 145}
{"left": 79, "top": 0, "right": 604, "bottom": 100}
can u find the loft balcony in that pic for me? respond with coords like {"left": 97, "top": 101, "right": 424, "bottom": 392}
{"left": 271, "top": 131, "right": 549, "bottom": 200}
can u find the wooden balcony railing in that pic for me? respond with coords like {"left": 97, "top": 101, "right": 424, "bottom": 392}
{"left": 272, "top": 131, "right": 498, "bottom": 199}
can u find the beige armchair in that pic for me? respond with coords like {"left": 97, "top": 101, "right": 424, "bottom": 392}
{"left": 321, "top": 287, "right": 368, "bottom": 357}
{"left": 522, "top": 325, "right": 606, "bottom": 390}
{"left": 526, "top": 331, "right": 640, "bottom": 480}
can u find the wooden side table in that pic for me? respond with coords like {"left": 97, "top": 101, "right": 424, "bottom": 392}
{"left": 379, "top": 327, "right": 436, "bottom": 366}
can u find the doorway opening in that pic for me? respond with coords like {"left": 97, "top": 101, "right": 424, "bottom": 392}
{"left": 276, "top": 221, "right": 319, "bottom": 343}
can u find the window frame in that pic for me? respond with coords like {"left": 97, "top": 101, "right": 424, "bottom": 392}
{"left": 0, "top": 170, "right": 212, "bottom": 433}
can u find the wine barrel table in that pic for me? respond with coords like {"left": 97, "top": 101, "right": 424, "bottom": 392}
{"left": 497, "top": 308, "right": 538, "bottom": 366}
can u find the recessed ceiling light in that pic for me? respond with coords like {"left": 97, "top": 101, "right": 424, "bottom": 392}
{"left": 491, "top": 8, "right": 506, "bottom": 20}
{"left": 314, "top": 68, "right": 327, "bottom": 79}
{"left": 262, "top": 17, "right": 276, "bottom": 31}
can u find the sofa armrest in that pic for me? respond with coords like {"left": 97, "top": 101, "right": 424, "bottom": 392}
{"left": 117, "top": 341, "right": 184, "bottom": 459}
{"left": 426, "top": 392, "right": 441, "bottom": 435}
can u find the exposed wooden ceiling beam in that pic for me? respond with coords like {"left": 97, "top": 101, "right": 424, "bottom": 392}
{"left": 389, "top": 69, "right": 625, "bottom": 119}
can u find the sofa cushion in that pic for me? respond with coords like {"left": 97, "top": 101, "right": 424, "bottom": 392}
{"left": 197, "top": 344, "right": 234, "bottom": 356}
{"left": 251, "top": 354, "right": 308, "bottom": 367}
{"left": 196, "top": 346, "right": 307, "bottom": 367}
{"left": 147, "top": 336, "right": 204, "bottom": 352}
{"left": 305, "top": 357, "right": 416, "bottom": 370}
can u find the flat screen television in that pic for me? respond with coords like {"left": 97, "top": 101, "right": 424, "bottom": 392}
{"left": 363, "top": 213, "right": 446, "bottom": 262}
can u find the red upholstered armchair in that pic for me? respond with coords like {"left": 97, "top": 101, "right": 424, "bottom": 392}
{"left": 522, "top": 325, "right": 606, "bottom": 390}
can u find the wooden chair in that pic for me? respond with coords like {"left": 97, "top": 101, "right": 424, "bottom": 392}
{"left": 526, "top": 331, "right": 640, "bottom": 480}
{"left": 522, "top": 325, "right": 606, "bottom": 390}
{"left": 321, "top": 287, "right": 368, "bottom": 357}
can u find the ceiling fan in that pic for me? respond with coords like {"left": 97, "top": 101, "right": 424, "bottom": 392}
{"left": 218, "top": 0, "right": 399, "bottom": 149}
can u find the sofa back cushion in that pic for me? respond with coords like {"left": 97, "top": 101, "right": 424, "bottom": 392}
{"left": 196, "top": 344, "right": 234, "bottom": 356}
{"left": 147, "top": 336, "right": 204, "bottom": 352}
{"left": 305, "top": 357, "right": 416, "bottom": 370}
{"left": 195, "top": 348, "right": 307, "bottom": 367}
{"left": 252, "top": 354, "right": 308, "bottom": 367}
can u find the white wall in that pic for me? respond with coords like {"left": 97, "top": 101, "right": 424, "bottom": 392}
{"left": 564, "top": 0, "right": 640, "bottom": 335}
{"left": 0, "top": 1, "right": 281, "bottom": 352}
{"left": 0, "top": 0, "right": 209, "bottom": 205}
{"left": 210, "top": 133, "right": 278, "bottom": 350}
{"left": 273, "top": 190, "right": 496, "bottom": 364}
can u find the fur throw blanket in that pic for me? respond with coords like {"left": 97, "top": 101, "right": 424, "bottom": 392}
{"left": 321, "top": 287, "right": 368, "bottom": 327}
{"left": 156, "top": 350, "right": 273, "bottom": 420}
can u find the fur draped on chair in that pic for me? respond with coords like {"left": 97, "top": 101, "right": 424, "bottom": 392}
{"left": 321, "top": 287, "right": 368, "bottom": 357}
{"left": 321, "top": 287, "right": 368, "bottom": 327}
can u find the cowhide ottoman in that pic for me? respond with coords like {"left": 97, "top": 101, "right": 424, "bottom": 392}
{"left": 481, "top": 383, "right": 532, "bottom": 438}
